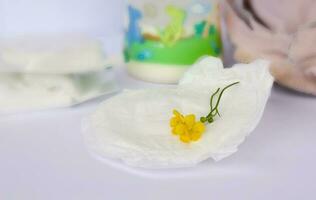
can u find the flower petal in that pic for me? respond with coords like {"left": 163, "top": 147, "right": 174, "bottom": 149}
{"left": 180, "top": 134, "right": 191, "bottom": 143}
{"left": 174, "top": 124, "right": 185, "bottom": 135}
{"left": 173, "top": 109, "right": 181, "bottom": 117}
{"left": 193, "top": 122, "right": 205, "bottom": 133}
{"left": 170, "top": 117, "right": 178, "bottom": 127}
{"left": 191, "top": 132, "right": 202, "bottom": 141}
{"left": 184, "top": 114, "right": 196, "bottom": 128}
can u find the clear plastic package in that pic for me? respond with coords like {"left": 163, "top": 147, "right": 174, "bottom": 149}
{"left": 0, "top": 0, "right": 122, "bottom": 113}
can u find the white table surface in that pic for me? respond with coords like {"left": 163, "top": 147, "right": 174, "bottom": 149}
{"left": 1, "top": 64, "right": 316, "bottom": 200}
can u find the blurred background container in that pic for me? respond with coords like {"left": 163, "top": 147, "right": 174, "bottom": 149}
{"left": 124, "top": 0, "right": 222, "bottom": 83}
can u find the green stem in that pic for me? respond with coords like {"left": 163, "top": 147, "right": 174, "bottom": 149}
{"left": 210, "top": 88, "right": 220, "bottom": 111}
{"left": 201, "top": 81, "right": 240, "bottom": 124}
{"left": 211, "top": 81, "right": 239, "bottom": 114}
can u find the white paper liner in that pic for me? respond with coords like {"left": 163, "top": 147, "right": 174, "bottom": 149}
{"left": 83, "top": 57, "right": 274, "bottom": 169}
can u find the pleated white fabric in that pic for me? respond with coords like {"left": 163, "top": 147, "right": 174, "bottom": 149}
{"left": 83, "top": 57, "right": 274, "bottom": 169}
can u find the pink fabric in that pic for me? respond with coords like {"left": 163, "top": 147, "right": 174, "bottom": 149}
{"left": 223, "top": 0, "right": 316, "bottom": 95}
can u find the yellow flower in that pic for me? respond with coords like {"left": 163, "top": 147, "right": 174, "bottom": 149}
{"left": 169, "top": 82, "right": 239, "bottom": 144}
{"left": 170, "top": 109, "right": 205, "bottom": 143}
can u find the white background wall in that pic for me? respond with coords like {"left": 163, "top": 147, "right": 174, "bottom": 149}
{"left": 0, "top": 0, "right": 125, "bottom": 54}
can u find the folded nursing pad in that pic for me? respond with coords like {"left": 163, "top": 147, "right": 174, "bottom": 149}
{"left": 0, "top": 35, "right": 119, "bottom": 113}
{"left": 0, "top": 35, "right": 110, "bottom": 74}
{"left": 83, "top": 57, "right": 274, "bottom": 169}
{"left": 0, "top": 70, "right": 119, "bottom": 113}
